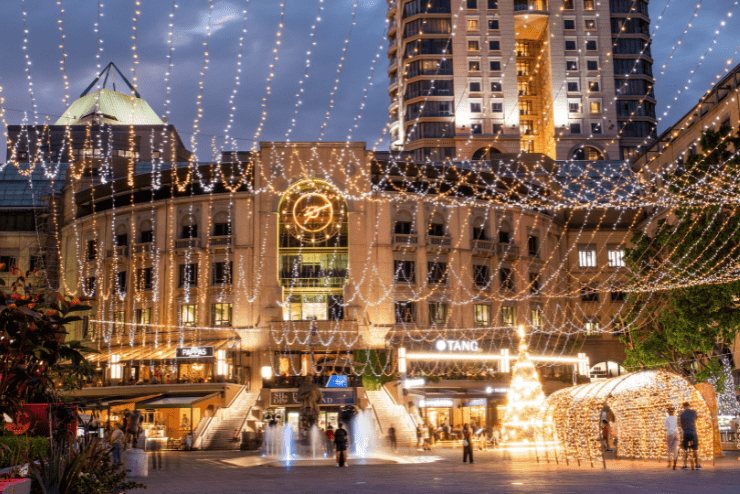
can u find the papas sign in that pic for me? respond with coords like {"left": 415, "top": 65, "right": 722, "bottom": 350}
{"left": 176, "top": 346, "right": 215, "bottom": 359}
{"left": 435, "top": 339, "right": 480, "bottom": 352}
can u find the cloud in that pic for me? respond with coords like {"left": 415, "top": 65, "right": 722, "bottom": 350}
{"left": 171, "top": 1, "right": 243, "bottom": 47}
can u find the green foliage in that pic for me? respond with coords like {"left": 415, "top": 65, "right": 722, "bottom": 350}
{"left": 0, "top": 268, "right": 97, "bottom": 418}
{"left": 621, "top": 128, "right": 740, "bottom": 380}
{"left": 0, "top": 435, "right": 49, "bottom": 469}
{"left": 352, "top": 350, "right": 396, "bottom": 390}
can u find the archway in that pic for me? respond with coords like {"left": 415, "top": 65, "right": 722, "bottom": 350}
{"left": 572, "top": 146, "right": 605, "bottom": 160}
{"left": 471, "top": 146, "right": 503, "bottom": 160}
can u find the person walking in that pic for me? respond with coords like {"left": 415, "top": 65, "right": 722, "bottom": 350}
{"left": 416, "top": 425, "right": 423, "bottom": 451}
{"left": 679, "top": 401, "right": 701, "bottom": 470}
{"left": 388, "top": 424, "right": 397, "bottom": 452}
{"left": 422, "top": 423, "right": 431, "bottom": 450}
{"left": 427, "top": 423, "right": 436, "bottom": 451}
{"left": 325, "top": 424, "right": 335, "bottom": 457}
{"left": 665, "top": 407, "right": 679, "bottom": 469}
{"left": 334, "top": 422, "right": 349, "bottom": 467}
{"left": 462, "top": 423, "right": 474, "bottom": 464}
{"left": 110, "top": 423, "right": 125, "bottom": 466}
{"left": 600, "top": 420, "right": 611, "bottom": 452}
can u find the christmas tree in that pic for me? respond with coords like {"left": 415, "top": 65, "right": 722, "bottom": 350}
{"left": 501, "top": 326, "right": 545, "bottom": 445}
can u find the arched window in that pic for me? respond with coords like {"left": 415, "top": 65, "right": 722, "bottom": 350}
{"left": 471, "top": 146, "right": 503, "bottom": 160}
{"left": 428, "top": 212, "right": 445, "bottom": 236}
{"left": 472, "top": 217, "right": 487, "bottom": 240}
{"left": 498, "top": 220, "right": 512, "bottom": 244}
{"left": 181, "top": 214, "right": 198, "bottom": 239}
{"left": 572, "top": 146, "right": 604, "bottom": 160}
{"left": 139, "top": 219, "right": 153, "bottom": 243}
{"left": 394, "top": 210, "right": 414, "bottom": 234}
{"left": 213, "top": 211, "right": 231, "bottom": 236}
{"left": 115, "top": 224, "right": 128, "bottom": 247}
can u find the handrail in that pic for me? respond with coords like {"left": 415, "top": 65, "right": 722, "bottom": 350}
{"left": 370, "top": 402, "right": 384, "bottom": 435}
{"left": 194, "top": 385, "right": 246, "bottom": 447}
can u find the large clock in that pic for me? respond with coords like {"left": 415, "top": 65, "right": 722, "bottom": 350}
{"left": 281, "top": 181, "right": 346, "bottom": 243}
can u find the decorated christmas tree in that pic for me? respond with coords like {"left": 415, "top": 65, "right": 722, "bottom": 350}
{"left": 501, "top": 326, "right": 545, "bottom": 445}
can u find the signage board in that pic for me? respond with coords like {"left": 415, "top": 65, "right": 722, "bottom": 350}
{"left": 326, "top": 375, "right": 348, "bottom": 388}
{"left": 434, "top": 339, "right": 480, "bottom": 352}
{"left": 418, "top": 398, "right": 454, "bottom": 408}
{"left": 175, "top": 346, "right": 215, "bottom": 359}
{"left": 269, "top": 388, "right": 355, "bottom": 407}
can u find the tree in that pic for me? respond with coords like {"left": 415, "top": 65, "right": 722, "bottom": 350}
{"left": 621, "top": 128, "right": 740, "bottom": 383}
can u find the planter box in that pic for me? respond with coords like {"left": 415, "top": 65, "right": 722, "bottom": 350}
{"left": 0, "top": 479, "right": 31, "bottom": 494}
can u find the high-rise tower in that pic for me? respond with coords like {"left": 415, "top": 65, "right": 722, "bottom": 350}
{"left": 387, "top": 0, "right": 656, "bottom": 162}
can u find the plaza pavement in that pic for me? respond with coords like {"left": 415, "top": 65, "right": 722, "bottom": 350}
{"left": 128, "top": 448, "right": 740, "bottom": 494}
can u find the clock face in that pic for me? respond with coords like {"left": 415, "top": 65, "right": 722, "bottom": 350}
{"left": 281, "top": 181, "right": 345, "bottom": 242}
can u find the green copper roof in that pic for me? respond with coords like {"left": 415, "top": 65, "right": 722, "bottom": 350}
{"left": 54, "top": 88, "right": 163, "bottom": 126}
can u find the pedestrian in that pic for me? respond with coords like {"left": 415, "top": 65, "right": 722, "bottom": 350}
{"left": 110, "top": 423, "right": 124, "bottom": 466}
{"left": 462, "top": 423, "right": 474, "bottom": 464}
{"left": 679, "top": 401, "right": 701, "bottom": 469}
{"left": 334, "top": 422, "right": 349, "bottom": 467}
{"left": 422, "top": 423, "right": 431, "bottom": 450}
{"left": 232, "top": 429, "right": 240, "bottom": 443}
{"left": 416, "top": 425, "right": 423, "bottom": 450}
{"left": 600, "top": 420, "right": 611, "bottom": 452}
{"left": 665, "top": 406, "right": 679, "bottom": 469}
{"left": 388, "top": 424, "right": 397, "bottom": 452}
{"left": 325, "top": 424, "right": 335, "bottom": 456}
{"left": 427, "top": 423, "right": 435, "bottom": 450}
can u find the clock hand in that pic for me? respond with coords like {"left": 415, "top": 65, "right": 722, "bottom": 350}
{"left": 301, "top": 203, "right": 332, "bottom": 223}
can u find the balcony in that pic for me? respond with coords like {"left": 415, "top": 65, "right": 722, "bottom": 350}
{"left": 106, "top": 245, "right": 129, "bottom": 259}
{"left": 471, "top": 239, "right": 496, "bottom": 257}
{"left": 279, "top": 271, "right": 347, "bottom": 288}
{"left": 132, "top": 242, "right": 154, "bottom": 257}
{"left": 392, "top": 233, "right": 419, "bottom": 251}
{"left": 174, "top": 238, "right": 201, "bottom": 250}
{"left": 425, "top": 235, "right": 452, "bottom": 253}
{"left": 208, "top": 235, "right": 233, "bottom": 250}
{"left": 497, "top": 242, "right": 520, "bottom": 259}
{"left": 514, "top": 0, "right": 548, "bottom": 12}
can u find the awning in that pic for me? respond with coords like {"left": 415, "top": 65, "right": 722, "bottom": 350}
{"left": 135, "top": 393, "right": 220, "bottom": 409}
{"left": 86, "top": 339, "right": 238, "bottom": 363}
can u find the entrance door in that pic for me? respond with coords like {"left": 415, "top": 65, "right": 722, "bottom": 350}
{"left": 287, "top": 411, "right": 300, "bottom": 432}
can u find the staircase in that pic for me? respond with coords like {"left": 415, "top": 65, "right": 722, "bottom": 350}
{"left": 196, "top": 388, "right": 260, "bottom": 450}
{"left": 365, "top": 387, "right": 418, "bottom": 449}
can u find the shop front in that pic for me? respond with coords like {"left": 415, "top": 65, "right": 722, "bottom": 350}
{"left": 263, "top": 387, "right": 356, "bottom": 433}
{"left": 135, "top": 393, "right": 222, "bottom": 450}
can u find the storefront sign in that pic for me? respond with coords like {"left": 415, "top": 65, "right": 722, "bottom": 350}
{"left": 326, "top": 375, "right": 348, "bottom": 388}
{"left": 176, "top": 346, "right": 215, "bottom": 359}
{"left": 434, "top": 339, "right": 480, "bottom": 352}
{"left": 403, "top": 378, "right": 425, "bottom": 388}
{"left": 463, "top": 398, "right": 487, "bottom": 407}
{"left": 270, "top": 389, "right": 355, "bottom": 407}
{"left": 418, "top": 398, "right": 454, "bottom": 408}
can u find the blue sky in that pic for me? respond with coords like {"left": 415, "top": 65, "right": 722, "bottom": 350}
{"left": 0, "top": 0, "right": 737, "bottom": 158}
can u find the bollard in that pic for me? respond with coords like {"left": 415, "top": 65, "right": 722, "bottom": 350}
{"left": 126, "top": 448, "right": 149, "bottom": 478}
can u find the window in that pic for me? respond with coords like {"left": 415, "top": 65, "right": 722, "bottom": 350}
{"left": 85, "top": 277, "right": 96, "bottom": 295}
{"left": 489, "top": 61, "right": 501, "bottom": 71}
{"left": 492, "top": 123, "right": 503, "bottom": 134}
{"left": 182, "top": 223, "right": 198, "bottom": 239}
{"left": 429, "top": 302, "right": 447, "bottom": 325}
{"left": 589, "top": 81, "right": 600, "bottom": 92}
{"left": 564, "top": 19, "right": 575, "bottom": 30}
{"left": 473, "top": 264, "right": 490, "bottom": 287}
{"left": 140, "top": 229, "right": 153, "bottom": 243}
{"left": 528, "top": 236, "right": 538, "bottom": 257}
{"left": 395, "top": 301, "right": 416, "bottom": 323}
{"left": 578, "top": 245, "right": 597, "bottom": 267}
{"left": 516, "top": 61, "right": 529, "bottom": 76}
{"left": 180, "top": 304, "right": 198, "bottom": 327}
{"left": 518, "top": 81, "right": 531, "bottom": 96}
{"left": 530, "top": 308, "right": 543, "bottom": 328}
{"left": 471, "top": 123, "right": 482, "bottom": 134}
{"left": 468, "top": 40, "right": 480, "bottom": 51}
{"left": 500, "top": 267, "right": 514, "bottom": 291}
{"left": 565, "top": 40, "right": 577, "bottom": 51}
{"left": 608, "top": 247, "right": 625, "bottom": 267}
{"left": 469, "top": 60, "right": 480, "bottom": 71}
{"left": 117, "top": 271, "right": 127, "bottom": 294}
{"left": 587, "top": 60, "right": 599, "bottom": 71}
{"left": 395, "top": 213, "right": 413, "bottom": 234}
{"left": 179, "top": 264, "right": 198, "bottom": 287}
{"left": 428, "top": 216, "right": 445, "bottom": 236}
{"left": 394, "top": 260, "right": 416, "bottom": 283}
{"left": 474, "top": 304, "right": 491, "bottom": 326}
{"left": 0, "top": 255, "right": 15, "bottom": 272}
{"left": 473, "top": 222, "right": 487, "bottom": 239}
{"left": 470, "top": 81, "right": 481, "bottom": 92}
{"left": 566, "top": 60, "right": 578, "bottom": 71}
{"left": 581, "top": 285, "right": 599, "bottom": 302}
{"left": 488, "top": 19, "right": 499, "bottom": 30}
{"left": 563, "top": 0, "right": 573, "bottom": 8}
{"left": 427, "top": 262, "right": 448, "bottom": 285}
{"left": 467, "top": 19, "right": 479, "bottom": 31}
{"left": 569, "top": 102, "right": 580, "bottom": 113}
{"left": 584, "top": 320, "right": 599, "bottom": 336}
{"left": 488, "top": 0, "right": 498, "bottom": 9}
{"left": 529, "top": 272, "right": 540, "bottom": 294}
{"left": 491, "top": 102, "right": 503, "bottom": 113}
{"left": 567, "top": 81, "right": 579, "bottom": 92}
{"left": 502, "top": 306, "right": 516, "bottom": 326}
{"left": 212, "top": 262, "right": 233, "bottom": 285}
{"left": 570, "top": 123, "right": 582, "bottom": 134}
{"left": 584, "top": 19, "right": 596, "bottom": 30}
{"left": 86, "top": 240, "right": 97, "bottom": 261}
{"left": 114, "top": 311, "right": 126, "bottom": 335}
{"left": 490, "top": 81, "right": 502, "bottom": 92}
{"left": 212, "top": 303, "right": 233, "bottom": 326}
{"left": 591, "top": 122, "right": 602, "bottom": 134}
{"left": 611, "top": 291, "right": 626, "bottom": 302}
{"left": 470, "top": 102, "right": 482, "bottom": 113}
{"left": 586, "top": 40, "right": 597, "bottom": 51}
{"left": 489, "top": 40, "right": 500, "bottom": 50}
{"left": 137, "top": 267, "right": 153, "bottom": 291}
{"left": 213, "top": 221, "right": 231, "bottom": 236}
{"left": 498, "top": 230, "right": 509, "bottom": 243}
{"left": 584, "top": 0, "right": 595, "bottom": 9}
{"left": 116, "top": 232, "right": 128, "bottom": 247}
{"left": 590, "top": 101, "right": 601, "bottom": 114}
{"left": 467, "top": 0, "right": 477, "bottom": 8}
{"left": 136, "top": 308, "right": 152, "bottom": 332}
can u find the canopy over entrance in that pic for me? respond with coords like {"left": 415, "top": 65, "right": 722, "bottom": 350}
{"left": 536, "top": 370, "right": 714, "bottom": 468}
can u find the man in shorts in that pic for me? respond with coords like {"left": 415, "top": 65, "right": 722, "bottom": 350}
{"left": 679, "top": 401, "right": 701, "bottom": 470}
{"left": 334, "top": 422, "right": 349, "bottom": 467}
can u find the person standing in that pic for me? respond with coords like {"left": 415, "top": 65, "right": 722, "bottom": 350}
{"left": 600, "top": 420, "right": 611, "bottom": 452}
{"left": 679, "top": 401, "right": 701, "bottom": 470}
{"left": 334, "top": 422, "right": 349, "bottom": 467}
{"left": 325, "top": 424, "right": 335, "bottom": 456}
{"left": 665, "top": 407, "right": 679, "bottom": 469}
{"left": 462, "top": 423, "right": 474, "bottom": 464}
{"left": 388, "top": 424, "right": 397, "bottom": 452}
{"left": 416, "top": 425, "right": 423, "bottom": 451}
{"left": 110, "top": 423, "right": 125, "bottom": 466}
